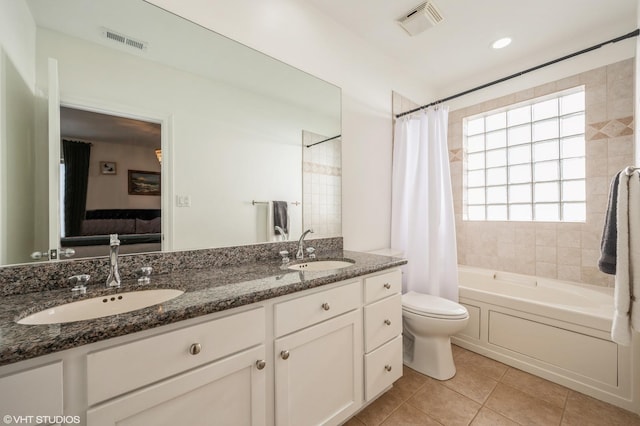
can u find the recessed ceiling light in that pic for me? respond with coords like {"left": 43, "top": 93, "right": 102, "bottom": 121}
{"left": 492, "top": 37, "right": 512, "bottom": 49}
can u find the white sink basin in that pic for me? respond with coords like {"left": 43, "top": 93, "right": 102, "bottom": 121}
{"left": 17, "top": 289, "right": 184, "bottom": 325}
{"left": 288, "top": 260, "right": 354, "bottom": 272}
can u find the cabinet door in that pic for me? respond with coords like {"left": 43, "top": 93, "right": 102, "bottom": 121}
{"left": 275, "top": 310, "right": 363, "bottom": 426}
{"left": 0, "top": 362, "right": 63, "bottom": 425}
{"left": 87, "top": 345, "right": 266, "bottom": 426}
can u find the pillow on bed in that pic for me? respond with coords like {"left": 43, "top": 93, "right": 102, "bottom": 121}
{"left": 136, "top": 217, "right": 161, "bottom": 234}
{"left": 81, "top": 219, "right": 136, "bottom": 236}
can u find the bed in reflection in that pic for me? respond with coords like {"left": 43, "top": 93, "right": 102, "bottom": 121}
{"left": 61, "top": 209, "right": 161, "bottom": 258}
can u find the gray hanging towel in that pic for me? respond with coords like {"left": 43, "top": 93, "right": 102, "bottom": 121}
{"left": 272, "top": 201, "right": 288, "bottom": 235}
{"left": 599, "top": 171, "right": 621, "bottom": 275}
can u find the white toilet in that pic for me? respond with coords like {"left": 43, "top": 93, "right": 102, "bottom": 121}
{"left": 402, "top": 291, "right": 469, "bottom": 380}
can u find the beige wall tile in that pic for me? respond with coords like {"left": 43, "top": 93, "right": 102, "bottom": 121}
{"left": 581, "top": 266, "right": 613, "bottom": 286}
{"left": 580, "top": 67, "right": 607, "bottom": 86}
{"left": 585, "top": 83, "right": 606, "bottom": 106}
{"left": 608, "top": 135, "right": 634, "bottom": 157}
{"left": 581, "top": 248, "right": 601, "bottom": 268}
{"left": 556, "top": 75, "right": 581, "bottom": 91}
{"left": 536, "top": 246, "right": 556, "bottom": 263}
{"left": 557, "top": 228, "right": 582, "bottom": 248}
{"left": 558, "top": 265, "right": 581, "bottom": 281}
{"left": 536, "top": 262, "right": 557, "bottom": 278}
{"left": 608, "top": 96, "right": 634, "bottom": 119}
{"left": 534, "top": 81, "right": 557, "bottom": 97}
{"left": 535, "top": 228, "right": 557, "bottom": 246}
{"left": 514, "top": 88, "right": 535, "bottom": 102}
{"left": 451, "top": 59, "right": 633, "bottom": 287}
{"left": 586, "top": 176, "right": 610, "bottom": 196}
{"left": 607, "top": 59, "right": 634, "bottom": 82}
{"left": 585, "top": 101, "right": 607, "bottom": 123}
{"left": 557, "top": 247, "right": 581, "bottom": 266}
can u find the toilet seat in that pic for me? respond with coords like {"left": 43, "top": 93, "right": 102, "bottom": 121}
{"left": 402, "top": 291, "right": 468, "bottom": 320}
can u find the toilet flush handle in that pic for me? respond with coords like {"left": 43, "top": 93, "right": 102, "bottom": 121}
{"left": 383, "top": 283, "right": 391, "bottom": 289}
{"left": 384, "top": 319, "right": 391, "bottom": 326}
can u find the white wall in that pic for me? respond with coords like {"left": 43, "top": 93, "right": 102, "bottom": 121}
{"left": 36, "top": 28, "right": 336, "bottom": 250}
{"left": 84, "top": 140, "right": 161, "bottom": 211}
{"left": 0, "top": 0, "right": 36, "bottom": 90}
{"left": 0, "top": 1, "right": 37, "bottom": 264}
{"left": 146, "top": 0, "right": 433, "bottom": 251}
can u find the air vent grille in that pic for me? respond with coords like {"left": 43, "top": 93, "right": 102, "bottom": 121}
{"left": 424, "top": 2, "right": 444, "bottom": 24}
{"left": 398, "top": 1, "right": 444, "bottom": 36}
{"left": 101, "top": 28, "right": 147, "bottom": 52}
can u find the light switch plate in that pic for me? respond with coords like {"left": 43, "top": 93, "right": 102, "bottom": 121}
{"left": 176, "top": 195, "right": 191, "bottom": 207}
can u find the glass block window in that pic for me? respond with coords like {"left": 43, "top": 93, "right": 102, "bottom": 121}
{"left": 463, "top": 87, "right": 586, "bottom": 222}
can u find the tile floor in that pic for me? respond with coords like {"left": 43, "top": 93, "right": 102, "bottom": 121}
{"left": 345, "top": 345, "right": 640, "bottom": 426}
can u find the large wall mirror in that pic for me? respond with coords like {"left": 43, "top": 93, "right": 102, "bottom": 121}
{"left": 0, "top": 0, "right": 341, "bottom": 267}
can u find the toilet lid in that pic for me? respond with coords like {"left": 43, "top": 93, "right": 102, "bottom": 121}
{"left": 402, "top": 291, "right": 468, "bottom": 319}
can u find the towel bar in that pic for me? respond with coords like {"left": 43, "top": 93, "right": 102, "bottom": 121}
{"left": 251, "top": 200, "right": 301, "bottom": 206}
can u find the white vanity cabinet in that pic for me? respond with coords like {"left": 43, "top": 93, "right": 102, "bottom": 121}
{"left": 362, "top": 270, "right": 403, "bottom": 400}
{"left": 87, "top": 307, "right": 267, "bottom": 426}
{"left": 0, "top": 266, "right": 405, "bottom": 426}
{"left": 274, "top": 281, "right": 363, "bottom": 426}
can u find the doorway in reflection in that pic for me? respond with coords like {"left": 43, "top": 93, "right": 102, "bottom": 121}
{"left": 59, "top": 107, "right": 162, "bottom": 258}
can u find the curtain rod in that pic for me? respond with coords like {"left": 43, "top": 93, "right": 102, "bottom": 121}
{"left": 396, "top": 29, "right": 640, "bottom": 119}
{"left": 305, "top": 134, "right": 341, "bottom": 148}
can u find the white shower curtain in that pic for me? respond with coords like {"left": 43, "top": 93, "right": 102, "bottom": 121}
{"left": 391, "top": 107, "right": 459, "bottom": 301}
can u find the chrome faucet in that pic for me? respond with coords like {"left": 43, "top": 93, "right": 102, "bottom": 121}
{"left": 296, "top": 229, "right": 314, "bottom": 260}
{"left": 275, "top": 226, "right": 288, "bottom": 240}
{"left": 106, "top": 234, "right": 121, "bottom": 288}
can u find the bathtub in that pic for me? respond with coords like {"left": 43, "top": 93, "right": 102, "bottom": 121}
{"left": 452, "top": 266, "right": 639, "bottom": 414}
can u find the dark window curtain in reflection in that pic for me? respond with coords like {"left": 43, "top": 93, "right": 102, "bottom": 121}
{"left": 63, "top": 140, "right": 91, "bottom": 236}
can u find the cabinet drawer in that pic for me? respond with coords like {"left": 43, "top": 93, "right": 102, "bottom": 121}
{"left": 364, "top": 294, "right": 402, "bottom": 352}
{"left": 0, "top": 362, "right": 63, "bottom": 421}
{"left": 87, "top": 345, "right": 266, "bottom": 426}
{"left": 275, "top": 281, "right": 361, "bottom": 337}
{"left": 87, "top": 306, "right": 264, "bottom": 405}
{"left": 364, "top": 335, "right": 402, "bottom": 401}
{"left": 363, "top": 269, "right": 401, "bottom": 304}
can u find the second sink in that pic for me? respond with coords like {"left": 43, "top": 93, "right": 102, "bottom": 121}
{"left": 287, "top": 259, "right": 355, "bottom": 272}
{"left": 17, "top": 289, "right": 184, "bottom": 325}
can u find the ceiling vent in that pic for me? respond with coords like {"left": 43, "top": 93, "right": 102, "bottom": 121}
{"left": 101, "top": 28, "right": 148, "bottom": 52}
{"left": 398, "top": 1, "right": 444, "bottom": 36}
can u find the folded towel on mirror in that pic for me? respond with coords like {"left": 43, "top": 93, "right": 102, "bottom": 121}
{"left": 272, "top": 201, "right": 288, "bottom": 240}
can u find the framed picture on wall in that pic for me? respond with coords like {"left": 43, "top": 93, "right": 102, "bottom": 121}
{"left": 128, "top": 170, "right": 161, "bottom": 196}
{"left": 100, "top": 161, "right": 117, "bottom": 175}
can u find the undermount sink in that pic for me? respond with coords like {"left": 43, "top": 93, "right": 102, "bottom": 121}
{"left": 17, "top": 289, "right": 184, "bottom": 325}
{"left": 287, "top": 259, "right": 355, "bottom": 272}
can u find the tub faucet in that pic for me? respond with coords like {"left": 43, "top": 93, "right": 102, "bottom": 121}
{"left": 106, "top": 234, "right": 121, "bottom": 288}
{"left": 296, "top": 228, "right": 314, "bottom": 260}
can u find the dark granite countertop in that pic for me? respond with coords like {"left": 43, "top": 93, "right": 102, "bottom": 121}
{"left": 0, "top": 250, "right": 406, "bottom": 367}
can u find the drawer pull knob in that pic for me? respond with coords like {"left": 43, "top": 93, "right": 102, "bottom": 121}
{"left": 385, "top": 365, "right": 392, "bottom": 372}
{"left": 256, "top": 360, "right": 266, "bottom": 370}
{"left": 384, "top": 319, "right": 391, "bottom": 326}
{"left": 321, "top": 302, "right": 331, "bottom": 311}
{"left": 383, "top": 283, "right": 391, "bottom": 289}
{"left": 281, "top": 350, "right": 290, "bottom": 360}
{"left": 189, "top": 343, "right": 202, "bottom": 355}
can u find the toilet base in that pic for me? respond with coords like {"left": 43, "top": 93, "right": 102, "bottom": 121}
{"left": 403, "top": 335, "right": 456, "bottom": 380}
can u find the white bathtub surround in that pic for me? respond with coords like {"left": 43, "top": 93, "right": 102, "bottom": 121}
{"left": 391, "top": 107, "right": 458, "bottom": 301}
{"left": 454, "top": 266, "right": 640, "bottom": 414}
{"left": 612, "top": 169, "right": 640, "bottom": 345}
